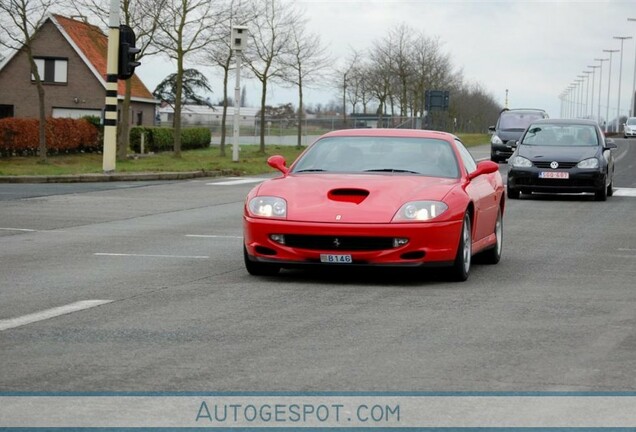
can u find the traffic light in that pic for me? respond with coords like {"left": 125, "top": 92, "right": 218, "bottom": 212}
{"left": 118, "top": 25, "right": 141, "bottom": 80}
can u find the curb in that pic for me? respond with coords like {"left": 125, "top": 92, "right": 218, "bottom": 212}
{"left": 0, "top": 169, "right": 239, "bottom": 184}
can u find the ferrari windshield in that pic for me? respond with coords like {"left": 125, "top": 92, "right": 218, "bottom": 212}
{"left": 291, "top": 136, "right": 460, "bottom": 178}
{"left": 521, "top": 123, "right": 599, "bottom": 147}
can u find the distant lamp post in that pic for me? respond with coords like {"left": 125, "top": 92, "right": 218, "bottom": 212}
{"left": 628, "top": 18, "right": 636, "bottom": 116}
{"left": 583, "top": 70, "right": 592, "bottom": 118}
{"left": 577, "top": 75, "right": 586, "bottom": 118}
{"left": 603, "top": 49, "right": 619, "bottom": 132}
{"left": 594, "top": 58, "right": 608, "bottom": 123}
{"left": 613, "top": 36, "right": 632, "bottom": 132}
{"left": 231, "top": 25, "right": 248, "bottom": 163}
{"left": 588, "top": 65, "right": 599, "bottom": 120}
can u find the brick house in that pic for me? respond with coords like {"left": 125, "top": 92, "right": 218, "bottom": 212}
{"left": 0, "top": 14, "right": 157, "bottom": 125}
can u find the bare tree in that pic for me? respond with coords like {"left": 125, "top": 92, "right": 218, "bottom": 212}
{"left": 151, "top": 0, "right": 228, "bottom": 157}
{"left": 245, "top": 0, "right": 302, "bottom": 153}
{"left": 200, "top": 0, "right": 252, "bottom": 157}
{"left": 281, "top": 25, "right": 330, "bottom": 148}
{"left": 0, "top": 0, "right": 55, "bottom": 163}
{"left": 335, "top": 48, "right": 360, "bottom": 128}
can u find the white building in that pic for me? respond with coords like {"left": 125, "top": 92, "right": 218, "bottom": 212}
{"left": 157, "top": 104, "right": 259, "bottom": 127}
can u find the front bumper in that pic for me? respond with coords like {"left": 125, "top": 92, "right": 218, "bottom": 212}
{"left": 508, "top": 167, "right": 606, "bottom": 194}
{"left": 244, "top": 217, "right": 464, "bottom": 268}
{"left": 624, "top": 129, "right": 636, "bottom": 137}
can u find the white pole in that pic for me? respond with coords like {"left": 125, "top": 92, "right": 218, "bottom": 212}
{"left": 594, "top": 58, "right": 608, "bottom": 124}
{"left": 603, "top": 49, "right": 618, "bottom": 133}
{"left": 628, "top": 18, "right": 636, "bottom": 116}
{"left": 232, "top": 52, "right": 241, "bottom": 163}
{"left": 588, "top": 66, "right": 598, "bottom": 119}
{"left": 614, "top": 36, "right": 632, "bottom": 132}
{"left": 102, "top": 0, "right": 120, "bottom": 172}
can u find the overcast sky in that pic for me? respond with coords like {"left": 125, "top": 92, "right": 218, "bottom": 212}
{"left": 139, "top": 0, "right": 636, "bottom": 121}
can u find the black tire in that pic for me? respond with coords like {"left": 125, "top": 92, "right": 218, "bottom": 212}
{"left": 507, "top": 187, "right": 520, "bottom": 199}
{"left": 490, "top": 155, "right": 499, "bottom": 163}
{"left": 595, "top": 182, "right": 608, "bottom": 201}
{"left": 243, "top": 245, "right": 280, "bottom": 276}
{"left": 607, "top": 180, "right": 614, "bottom": 197}
{"left": 449, "top": 212, "right": 472, "bottom": 282}
{"left": 480, "top": 208, "right": 503, "bottom": 265}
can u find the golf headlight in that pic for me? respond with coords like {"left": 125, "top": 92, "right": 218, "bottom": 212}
{"left": 510, "top": 156, "right": 532, "bottom": 168}
{"left": 577, "top": 158, "right": 599, "bottom": 169}
{"left": 248, "top": 196, "right": 287, "bottom": 218}
{"left": 393, "top": 201, "right": 448, "bottom": 222}
{"left": 491, "top": 135, "right": 503, "bottom": 145}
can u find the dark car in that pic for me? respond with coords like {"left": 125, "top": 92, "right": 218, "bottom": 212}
{"left": 489, "top": 108, "right": 549, "bottom": 162}
{"left": 507, "top": 119, "right": 617, "bottom": 201}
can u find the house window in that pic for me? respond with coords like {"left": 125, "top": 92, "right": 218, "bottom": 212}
{"left": 32, "top": 57, "right": 68, "bottom": 84}
{"left": 0, "top": 105, "right": 14, "bottom": 119}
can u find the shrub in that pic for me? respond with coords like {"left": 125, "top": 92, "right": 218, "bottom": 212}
{"left": 0, "top": 117, "right": 99, "bottom": 157}
{"left": 129, "top": 126, "right": 210, "bottom": 153}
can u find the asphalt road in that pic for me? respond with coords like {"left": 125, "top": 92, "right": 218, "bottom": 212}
{"left": 1, "top": 141, "right": 635, "bottom": 391}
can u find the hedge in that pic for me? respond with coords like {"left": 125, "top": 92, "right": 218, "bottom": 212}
{"left": 130, "top": 126, "right": 211, "bottom": 153}
{"left": 0, "top": 117, "right": 100, "bottom": 157}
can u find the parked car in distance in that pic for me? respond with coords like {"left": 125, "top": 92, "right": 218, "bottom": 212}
{"left": 624, "top": 117, "right": 636, "bottom": 138}
{"left": 489, "top": 108, "right": 549, "bottom": 162}
{"left": 243, "top": 128, "right": 505, "bottom": 282}
{"left": 507, "top": 119, "right": 617, "bottom": 201}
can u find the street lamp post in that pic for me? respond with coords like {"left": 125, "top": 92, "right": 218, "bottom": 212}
{"left": 594, "top": 58, "right": 608, "bottom": 123}
{"left": 588, "top": 65, "right": 599, "bottom": 120}
{"left": 628, "top": 18, "right": 636, "bottom": 116}
{"left": 603, "top": 49, "right": 619, "bottom": 132}
{"left": 583, "top": 70, "right": 592, "bottom": 118}
{"left": 577, "top": 75, "right": 586, "bottom": 118}
{"left": 613, "top": 36, "right": 632, "bottom": 132}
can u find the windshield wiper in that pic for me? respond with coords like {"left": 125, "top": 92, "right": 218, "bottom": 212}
{"left": 294, "top": 168, "right": 327, "bottom": 173}
{"left": 364, "top": 168, "right": 420, "bottom": 174}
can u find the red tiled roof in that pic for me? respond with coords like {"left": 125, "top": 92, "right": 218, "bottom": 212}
{"left": 52, "top": 14, "right": 154, "bottom": 100}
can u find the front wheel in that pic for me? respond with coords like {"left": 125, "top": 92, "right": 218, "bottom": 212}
{"left": 595, "top": 181, "right": 608, "bottom": 201}
{"left": 449, "top": 212, "right": 472, "bottom": 282}
{"left": 607, "top": 180, "right": 614, "bottom": 197}
{"left": 243, "top": 245, "right": 280, "bottom": 276}
{"left": 507, "top": 186, "right": 520, "bottom": 199}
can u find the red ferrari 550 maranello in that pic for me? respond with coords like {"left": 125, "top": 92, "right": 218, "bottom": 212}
{"left": 243, "top": 129, "right": 505, "bottom": 281}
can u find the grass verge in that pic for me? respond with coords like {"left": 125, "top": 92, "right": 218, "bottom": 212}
{"left": 0, "top": 134, "right": 489, "bottom": 177}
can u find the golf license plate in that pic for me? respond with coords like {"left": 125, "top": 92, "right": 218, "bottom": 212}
{"left": 539, "top": 171, "right": 569, "bottom": 179}
{"left": 320, "top": 254, "right": 352, "bottom": 264}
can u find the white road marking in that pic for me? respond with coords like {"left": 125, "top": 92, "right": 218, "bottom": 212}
{"left": 0, "top": 300, "right": 112, "bottom": 331}
{"left": 207, "top": 178, "right": 266, "bottom": 186}
{"left": 94, "top": 253, "right": 209, "bottom": 259}
{"left": 618, "top": 248, "right": 636, "bottom": 252}
{"left": 0, "top": 227, "right": 37, "bottom": 232}
{"left": 185, "top": 234, "right": 242, "bottom": 239}
{"left": 614, "top": 188, "right": 636, "bottom": 197}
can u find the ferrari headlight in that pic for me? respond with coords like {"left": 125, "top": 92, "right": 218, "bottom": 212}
{"left": 491, "top": 135, "right": 503, "bottom": 145}
{"left": 577, "top": 157, "right": 599, "bottom": 169}
{"left": 248, "top": 196, "right": 287, "bottom": 218}
{"left": 510, "top": 156, "right": 532, "bottom": 168}
{"left": 393, "top": 201, "right": 448, "bottom": 222}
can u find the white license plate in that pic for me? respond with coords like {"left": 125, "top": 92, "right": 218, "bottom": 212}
{"left": 320, "top": 254, "right": 353, "bottom": 264}
{"left": 539, "top": 171, "right": 569, "bottom": 179}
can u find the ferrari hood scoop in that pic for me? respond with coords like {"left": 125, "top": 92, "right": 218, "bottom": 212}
{"left": 328, "top": 188, "right": 369, "bottom": 204}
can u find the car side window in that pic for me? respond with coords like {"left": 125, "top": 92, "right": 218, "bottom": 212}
{"left": 454, "top": 139, "right": 477, "bottom": 174}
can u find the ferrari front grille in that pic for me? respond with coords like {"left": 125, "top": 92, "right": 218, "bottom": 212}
{"left": 283, "top": 235, "right": 394, "bottom": 251}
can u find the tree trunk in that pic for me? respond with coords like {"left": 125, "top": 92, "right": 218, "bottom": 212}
{"left": 296, "top": 76, "right": 303, "bottom": 149}
{"left": 259, "top": 79, "right": 267, "bottom": 154}
{"left": 118, "top": 79, "right": 132, "bottom": 160}
{"left": 174, "top": 57, "right": 184, "bottom": 158}
{"left": 220, "top": 67, "right": 229, "bottom": 157}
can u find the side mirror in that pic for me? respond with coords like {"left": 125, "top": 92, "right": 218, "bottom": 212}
{"left": 511, "top": 140, "right": 519, "bottom": 148}
{"left": 604, "top": 139, "right": 617, "bottom": 149}
{"left": 488, "top": 125, "right": 495, "bottom": 134}
{"left": 468, "top": 160, "right": 499, "bottom": 180}
{"left": 267, "top": 155, "right": 289, "bottom": 176}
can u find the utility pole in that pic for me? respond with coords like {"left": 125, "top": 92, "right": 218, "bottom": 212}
{"left": 603, "top": 49, "right": 618, "bottom": 133}
{"left": 594, "top": 58, "right": 608, "bottom": 124}
{"left": 231, "top": 26, "right": 248, "bottom": 163}
{"left": 102, "top": 0, "right": 120, "bottom": 173}
{"left": 614, "top": 36, "right": 632, "bottom": 132}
